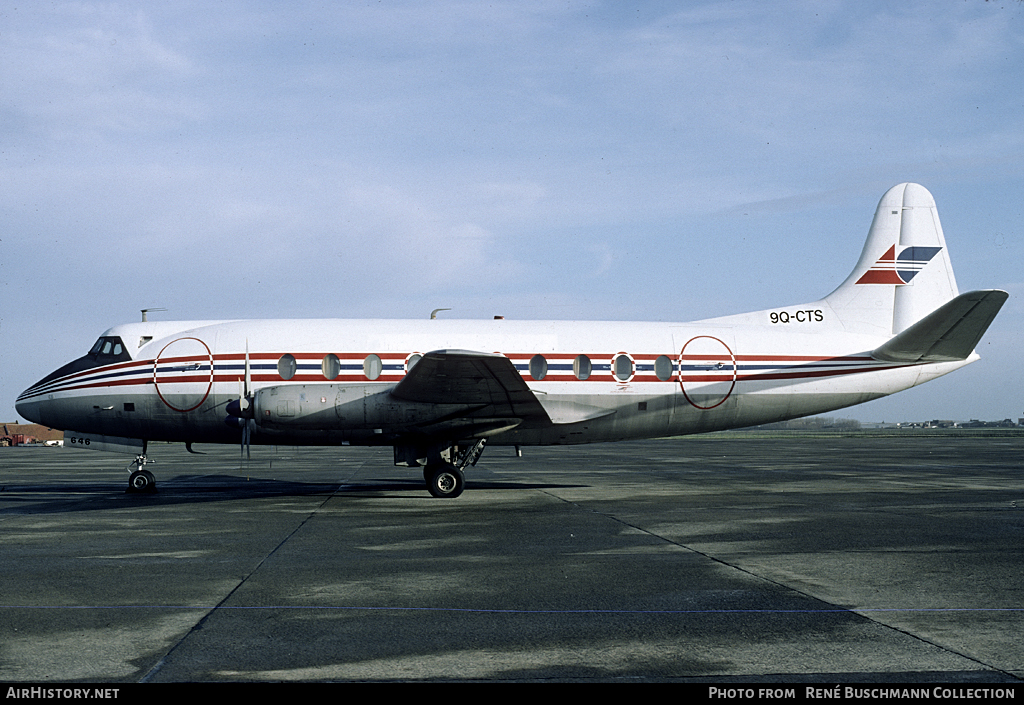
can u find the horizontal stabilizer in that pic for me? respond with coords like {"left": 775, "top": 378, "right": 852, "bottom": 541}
{"left": 871, "top": 290, "right": 1008, "bottom": 363}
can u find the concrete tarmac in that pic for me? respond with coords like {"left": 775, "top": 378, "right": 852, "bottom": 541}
{"left": 1, "top": 435, "right": 1022, "bottom": 683}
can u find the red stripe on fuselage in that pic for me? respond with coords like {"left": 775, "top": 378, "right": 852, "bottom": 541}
{"left": 26, "top": 351, "right": 901, "bottom": 398}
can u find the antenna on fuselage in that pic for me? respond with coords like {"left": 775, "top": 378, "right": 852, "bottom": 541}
{"left": 141, "top": 308, "right": 167, "bottom": 322}
{"left": 430, "top": 308, "right": 451, "bottom": 319}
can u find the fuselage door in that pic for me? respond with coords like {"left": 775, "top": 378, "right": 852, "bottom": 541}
{"left": 153, "top": 337, "right": 215, "bottom": 412}
{"left": 678, "top": 335, "right": 737, "bottom": 410}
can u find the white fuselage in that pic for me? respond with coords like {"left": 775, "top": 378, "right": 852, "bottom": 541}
{"left": 12, "top": 184, "right": 1003, "bottom": 500}
{"left": 15, "top": 315, "right": 971, "bottom": 448}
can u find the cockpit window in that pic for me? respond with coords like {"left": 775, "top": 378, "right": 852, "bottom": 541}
{"left": 88, "top": 337, "right": 130, "bottom": 361}
{"left": 28, "top": 334, "right": 133, "bottom": 388}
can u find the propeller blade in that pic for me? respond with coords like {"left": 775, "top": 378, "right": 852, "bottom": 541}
{"left": 242, "top": 419, "right": 251, "bottom": 460}
{"left": 235, "top": 341, "right": 254, "bottom": 461}
{"left": 244, "top": 340, "right": 251, "bottom": 397}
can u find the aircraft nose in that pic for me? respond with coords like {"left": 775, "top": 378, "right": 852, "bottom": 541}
{"left": 15, "top": 393, "right": 43, "bottom": 425}
{"left": 15, "top": 354, "right": 96, "bottom": 427}
{"left": 16, "top": 372, "right": 59, "bottom": 426}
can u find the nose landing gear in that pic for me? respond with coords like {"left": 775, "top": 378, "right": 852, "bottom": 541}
{"left": 126, "top": 454, "right": 156, "bottom": 494}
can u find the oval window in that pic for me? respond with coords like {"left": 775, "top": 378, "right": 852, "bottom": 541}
{"left": 322, "top": 353, "right": 340, "bottom": 380}
{"left": 613, "top": 353, "right": 634, "bottom": 382}
{"left": 529, "top": 354, "right": 547, "bottom": 381}
{"left": 363, "top": 354, "right": 382, "bottom": 380}
{"left": 278, "top": 354, "right": 297, "bottom": 380}
{"left": 655, "top": 355, "right": 673, "bottom": 381}
{"left": 573, "top": 354, "right": 592, "bottom": 380}
{"left": 406, "top": 353, "right": 422, "bottom": 372}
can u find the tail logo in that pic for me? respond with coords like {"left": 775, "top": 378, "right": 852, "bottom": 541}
{"left": 856, "top": 246, "right": 943, "bottom": 285}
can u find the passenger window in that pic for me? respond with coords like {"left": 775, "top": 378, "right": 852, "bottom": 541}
{"left": 573, "top": 355, "right": 591, "bottom": 380}
{"left": 406, "top": 353, "right": 422, "bottom": 372}
{"left": 322, "top": 354, "right": 340, "bottom": 380}
{"left": 613, "top": 354, "right": 634, "bottom": 381}
{"left": 278, "top": 354, "right": 296, "bottom": 380}
{"left": 655, "top": 355, "right": 673, "bottom": 381}
{"left": 363, "top": 354, "right": 382, "bottom": 380}
{"left": 529, "top": 354, "right": 547, "bottom": 381}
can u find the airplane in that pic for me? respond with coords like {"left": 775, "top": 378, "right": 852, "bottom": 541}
{"left": 15, "top": 183, "right": 1007, "bottom": 498}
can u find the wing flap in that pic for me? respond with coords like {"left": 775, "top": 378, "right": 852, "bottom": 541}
{"left": 871, "top": 289, "right": 1008, "bottom": 363}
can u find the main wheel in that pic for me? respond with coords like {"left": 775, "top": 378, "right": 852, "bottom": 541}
{"left": 127, "top": 469, "right": 156, "bottom": 494}
{"left": 426, "top": 463, "right": 465, "bottom": 499}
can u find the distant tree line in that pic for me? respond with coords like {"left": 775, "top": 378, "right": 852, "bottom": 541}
{"left": 750, "top": 417, "right": 862, "bottom": 431}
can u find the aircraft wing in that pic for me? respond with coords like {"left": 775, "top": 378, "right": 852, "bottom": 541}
{"left": 390, "top": 349, "right": 552, "bottom": 422}
{"left": 871, "top": 289, "right": 1008, "bottom": 363}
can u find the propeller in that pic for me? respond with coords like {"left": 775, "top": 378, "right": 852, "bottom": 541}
{"left": 225, "top": 341, "right": 255, "bottom": 460}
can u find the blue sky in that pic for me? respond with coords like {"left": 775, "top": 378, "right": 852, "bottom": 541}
{"left": 3, "top": 0, "right": 1023, "bottom": 424}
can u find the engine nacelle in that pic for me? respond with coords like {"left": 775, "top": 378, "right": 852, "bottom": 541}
{"left": 252, "top": 384, "right": 462, "bottom": 432}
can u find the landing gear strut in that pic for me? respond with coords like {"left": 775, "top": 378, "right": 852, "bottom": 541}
{"left": 126, "top": 453, "right": 156, "bottom": 494}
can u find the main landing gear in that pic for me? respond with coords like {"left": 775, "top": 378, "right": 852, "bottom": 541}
{"left": 126, "top": 453, "right": 156, "bottom": 494}
{"left": 420, "top": 439, "right": 488, "bottom": 499}
{"left": 424, "top": 463, "right": 465, "bottom": 499}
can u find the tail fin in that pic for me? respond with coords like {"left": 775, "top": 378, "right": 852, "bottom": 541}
{"left": 825, "top": 183, "right": 959, "bottom": 336}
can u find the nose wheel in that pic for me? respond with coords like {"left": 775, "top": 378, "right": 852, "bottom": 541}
{"left": 126, "top": 455, "right": 157, "bottom": 494}
{"left": 127, "top": 469, "right": 156, "bottom": 493}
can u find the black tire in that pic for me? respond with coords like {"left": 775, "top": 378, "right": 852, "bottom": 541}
{"left": 426, "top": 464, "right": 465, "bottom": 499}
{"left": 127, "top": 469, "right": 157, "bottom": 494}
